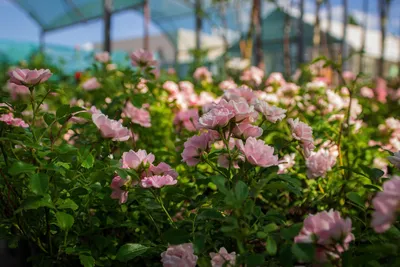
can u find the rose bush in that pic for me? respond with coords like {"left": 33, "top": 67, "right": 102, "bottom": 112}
{"left": 0, "top": 53, "right": 399, "bottom": 267}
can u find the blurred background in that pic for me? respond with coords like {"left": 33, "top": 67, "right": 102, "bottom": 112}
{"left": 0, "top": 0, "right": 399, "bottom": 80}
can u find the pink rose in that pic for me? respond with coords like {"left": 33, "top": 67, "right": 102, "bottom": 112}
{"left": 163, "top": 81, "right": 180, "bottom": 95}
{"left": 240, "top": 66, "right": 264, "bottom": 86}
{"left": 131, "top": 49, "right": 157, "bottom": 68}
{"left": 287, "top": 118, "right": 314, "bottom": 143}
{"left": 92, "top": 113, "right": 130, "bottom": 141}
{"left": 219, "top": 80, "right": 237, "bottom": 90}
{"left": 173, "top": 109, "right": 199, "bottom": 132}
{"left": 236, "top": 137, "right": 279, "bottom": 167}
{"left": 0, "top": 113, "right": 29, "bottom": 128}
{"left": 161, "top": 243, "right": 198, "bottom": 267}
{"left": 182, "top": 131, "right": 219, "bottom": 166}
{"left": 95, "top": 51, "right": 110, "bottom": 63}
{"left": 232, "top": 123, "right": 263, "bottom": 139}
{"left": 371, "top": 176, "right": 400, "bottom": 233}
{"left": 8, "top": 82, "right": 30, "bottom": 100}
{"left": 193, "top": 66, "right": 212, "bottom": 83}
{"left": 266, "top": 72, "right": 286, "bottom": 87}
{"left": 254, "top": 101, "right": 286, "bottom": 123}
{"left": 306, "top": 149, "right": 336, "bottom": 178}
{"left": 375, "top": 77, "right": 387, "bottom": 103}
{"left": 122, "top": 149, "right": 155, "bottom": 170}
{"left": 278, "top": 153, "right": 296, "bottom": 174}
{"left": 223, "top": 86, "right": 257, "bottom": 105}
{"left": 199, "top": 104, "right": 235, "bottom": 129}
{"left": 110, "top": 176, "right": 129, "bottom": 204}
{"left": 295, "top": 209, "right": 354, "bottom": 263}
{"left": 388, "top": 151, "right": 400, "bottom": 169}
{"left": 82, "top": 77, "right": 101, "bottom": 91}
{"left": 140, "top": 175, "right": 177, "bottom": 188}
{"left": 122, "top": 102, "right": 151, "bottom": 128}
{"left": 210, "top": 247, "right": 236, "bottom": 267}
{"left": 342, "top": 71, "right": 356, "bottom": 82}
{"left": 146, "top": 162, "right": 178, "bottom": 179}
{"left": 360, "top": 87, "right": 374, "bottom": 98}
{"left": 9, "top": 68, "right": 52, "bottom": 86}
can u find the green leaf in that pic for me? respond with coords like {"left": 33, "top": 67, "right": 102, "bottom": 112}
{"left": 8, "top": 161, "right": 37, "bottom": 175}
{"left": 57, "top": 199, "right": 78, "bottom": 211}
{"left": 163, "top": 228, "right": 191, "bottom": 244}
{"left": 211, "top": 175, "right": 228, "bottom": 195}
{"left": 116, "top": 243, "right": 148, "bottom": 262}
{"left": 235, "top": 181, "right": 248, "bottom": 204}
{"left": 244, "top": 254, "right": 265, "bottom": 266}
{"left": 363, "top": 184, "right": 382, "bottom": 191}
{"left": 30, "top": 173, "right": 49, "bottom": 195}
{"left": 56, "top": 211, "right": 74, "bottom": 231}
{"left": 266, "top": 236, "right": 277, "bottom": 255}
{"left": 264, "top": 223, "right": 279, "bottom": 233}
{"left": 16, "top": 194, "right": 55, "bottom": 212}
{"left": 81, "top": 153, "right": 94, "bottom": 169}
{"left": 291, "top": 243, "right": 315, "bottom": 263}
{"left": 44, "top": 113, "right": 55, "bottom": 126}
{"left": 197, "top": 209, "right": 224, "bottom": 220}
{"left": 346, "top": 192, "right": 365, "bottom": 209}
{"left": 360, "top": 165, "right": 384, "bottom": 180}
{"left": 79, "top": 254, "right": 95, "bottom": 267}
{"left": 281, "top": 223, "right": 302, "bottom": 240}
{"left": 56, "top": 104, "right": 71, "bottom": 118}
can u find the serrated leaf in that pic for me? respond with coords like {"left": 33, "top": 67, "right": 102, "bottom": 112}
{"left": 56, "top": 212, "right": 74, "bottom": 231}
{"left": 116, "top": 243, "right": 148, "bottom": 262}
{"left": 267, "top": 236, "right": 277, "bottom": 255}
{"left": 81, "top": 153, "right": 94, "bottom": 169}
{"left": 291, "top": 243, "right": 315, "bottom": 263}
{"left": 235, "top": 181, "right": 248, "bottom": 204}
{"left": 30, "top": 173, "right": 49, "bottom": 195}
{"left": 57, "top": 199, "right": 78, "bottom": 211}
{"left": 346, "top": 192, "right": 364, "bottom": 209}
{"left": 79, "top": 254, "right": 95, "bottom": 267}
{"left": 8, "top": 161, "right": 37, "bottom": 175}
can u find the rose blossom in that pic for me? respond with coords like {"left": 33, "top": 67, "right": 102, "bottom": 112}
{"left": 219, "top": 80, "right": 237, "bottom": 90}
{"left": 199, "top": 103, "right": 235, "bottom": 129}
{"left": 122, "top": 102, "right": 151, "bottom": 128}
{"left": 278, "top": 153, "right": 296, "bottom": 174}
{"left": 342, "top": 71, "right": 356, "bottom": 82}
{"left": 92, "top": 113, "right": 130, "bottom": 141}
{"left": 163, "top": 81, "right": 180, "bottom": 95}
{"left": 110, "top": 176, "right": 129, "bottom": 204}
{"left": 240, "top": 66, "right": 264, "bottom": 86}
{"left": 146, "top": 162, "right": 178, "bottom": 179}
{"left": 161, "top": 243, "right": 198, "bottom": 267}
{"left": 371, "top": 176, "right": 400, "bottom": 233}
{"left": 375, "top": 77, "right": 387, "bottom": 103}
{"left": 254, "top": 100, "right": 286, "bottom": 123}
{"left": 82, "top": 77, "right": 101, "bottom": 91}
{"left": 210, "top": 247, "right": 236, "bottom": 267}
{"left": 232, "top": 123, "right": 263, "bottom": 139}
{"left": 141, "top": 175, "right": 177, "bottom": 188}
{"left": 0, "top": 113, "right": 29, "bottom": 128}
{"left": 9, "top": 68, "right": 52, "bottom": 86}
{"left": 360, "top": 87, "right": 374, "bottom": 98}
{"left": 266, "top": 72, "right": 286, "bottom": 87}
{"left": 8, "top": 82, "right": 30, "bottom": 100}
{"left": 295, "top": 209, "right": 354, "bottom": 263}
{"left": 287, "top": 118, "right": 314, "bottom": 143}
{"left": 122, "top": 149, "right": 155, "bottom": 170}
{"left": 223, "top": 86, "right": 257, "bottom": 104}
{"left": 173, "top": 109, "right": 199, "bottom": 131}
{"left": 182, "top": 131, "right": 219, "bottom": 166}
{"left": 95, "top": 51, "right": 110, "bottom": 63}
{"left": 193, "top": 66, "right": 212, "bottom": 83}
{"left": 236, "top": 137, "right": 279, "bottom": 167}
{"left": 306, "top": 149, "right": 336, "bottom": 178}
{"left": 388, "top": 151, "right": 400, "bottom": 169}
{"left": 130, "top": 49, "right": 157, "bottom": 68}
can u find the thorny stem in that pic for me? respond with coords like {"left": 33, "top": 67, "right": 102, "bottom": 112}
{"left": 29, "top": 88, "right": 37, "bottom": 142}
{"left": 151, "top": 190, "right": 176, "bottom": 228}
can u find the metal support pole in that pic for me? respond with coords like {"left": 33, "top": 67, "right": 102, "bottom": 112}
{"left": 39, "top": 31, "right": 45, "bottom": 53}
{"left": 143, "top": 0, "right": 150, "bottom": 50}
{"left": 195, "top": 0, "right": 202, "bottom": 51}
{"left": 103, "top": 0, "right": 112, "bottom": 52}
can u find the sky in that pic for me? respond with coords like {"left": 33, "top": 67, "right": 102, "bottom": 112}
{"left": 0, "top": 0, "right": 399, "bottom": 48}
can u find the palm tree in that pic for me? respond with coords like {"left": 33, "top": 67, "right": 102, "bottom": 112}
{"left": 359, "top": 0, "right": 369, "bottom": 73}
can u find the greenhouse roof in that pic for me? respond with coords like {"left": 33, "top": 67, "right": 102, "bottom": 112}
{"left": 12, "top": 0, "right": 250, "bottom": 47}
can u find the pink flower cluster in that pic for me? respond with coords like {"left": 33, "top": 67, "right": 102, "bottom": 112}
{"left": 82, "top": 77, "right": 101, "bottom": 91}
{"left": 254, "top": 100, "right": 286, "bottom": 123}
{"left": 8, "top": 82, "right": 30, "bottom": 100}
{"left": 371, "top": 176, "right": 400, "bottom": 233}
{"left": 161, "top": 243, "right": 198, "bottom": 267}
{"left": 219, "top": 79, "right": 237, "bottom": 90}
{"left": 173, "top": 109, "right": 199, "bottom": 132}
{"left": 236, "top": 137, "right": 279, "bottom": 168}
{"left": 287, "top": 118, "right": 315, "bottom": 157}
{"left": 9, "top": 68, "right": 52, "bottom": 86}
{"left": 266, "top": 72, "right": 286, "bottom": 87}
{"left": 182, "top": 131, "right": 219, "bottom": 166}
{"left": 193, "top": 66, "right": 213, "bottom": 83}
{"left": 95, "top": 51, "right": 110, "bottom": 63}
{"left": 295, "top": 210, "right": 354, "bottom": 263}
{"left": 122, "top": 102, "right": 151, "bottom": 128}
{"left": 130, "top": 49, "right": 157, "bottom": 68}
{"left": 240, "top": 66, "right": 264, "bottom": 86}
{"left": 0, "top": 113, "right": 29, "bottom": 128}
{"left": 210, "top": 247, "right": 236, "bottom": 267}
{"left": 92, "top": 111, "right": 130, "bottom": 141}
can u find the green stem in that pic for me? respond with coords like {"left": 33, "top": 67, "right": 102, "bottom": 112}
{"left": 29, "top": 89, "right": 37, "bottom": 142}
{"left": 151, "top": 190, "right": 176, "bottom": 228}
